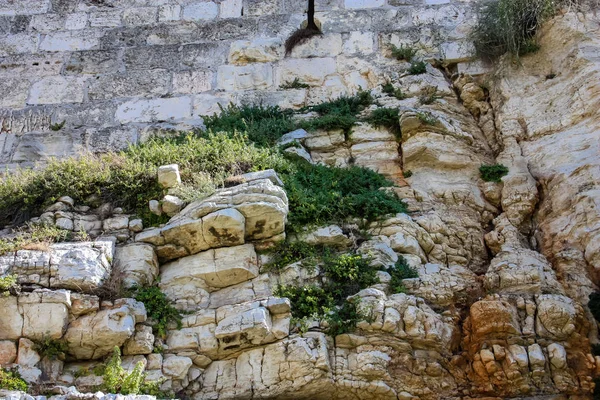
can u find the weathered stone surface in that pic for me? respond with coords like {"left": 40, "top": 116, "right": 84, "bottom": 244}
{"left": 157, "top": 164, "right": 181, "bottom": 188}
{"left": 0, "top": 340, "right": 17, "bottom": 365}
{"left": 113, "top": 243, "right": 159, "bottom": 289}
{"left": 228, "top": 38, "right": 282, "bottom": 65}
{"left": 64, "top": 301, "right": 145, "bottom": 359}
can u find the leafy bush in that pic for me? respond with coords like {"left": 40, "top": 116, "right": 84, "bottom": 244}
{"left": 0, "top": 274, "right": 18, "bottom": 296}
{"left": 416, "top": 111, "right": 438, "bottom": 126}
{"left": 281, "top": 163, "right": 406, "bottom": 232}
{"left": 0, "top": 134, "right": 289, "bottom": 228}
{"left": 0, "top": 223, "right": 71, "bottom": 256}
{"left": 263, "top": 241, "right": 331, "bottom": 271}
{"left": 134, "top": 286, "right": 182, "bottom": 338}
{"left": 33, "top": 337, "right": 68, "bottom": 360}
{"left": 365, "top": 108, "right": 401, "bottom": 139}
{"left": 202, "top": 104, "right": 296, "bottom": 146}
{"left": 479, "top": 164, "right": 509, "bottom": 182}
{"left": 280, "top": 78, "right": 310, "bottom": 89}
{"left": 388, "top": 256, "right": 419, "bottom": 294}
{"left": 471, "top": 0, "right": 558, "bottom": 59}
{"left": 275, "top": 251, "right": 379, "bottom": 336}
{"left": 0, "top": 367, "right": 28, "bottom": 391}
{"left": 101, "top": 347, "right": 147, "bottom": 395}
{"left": 301, "top": 114, "right": 357, "bottom": 136}
{"left": 389, "top": 44, "right": 418, "bottom": 62}
{"left": 382, "top": 82, "right": 406, "bottom": 100}
{"left": 408, "top": 60, "right": 427, "bottom": 75}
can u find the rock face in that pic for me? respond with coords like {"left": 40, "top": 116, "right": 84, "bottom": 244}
{"left": 1, "top": 5, "right": 600, "bottom": 400}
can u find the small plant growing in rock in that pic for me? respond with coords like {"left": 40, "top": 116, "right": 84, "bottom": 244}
{"left": 408, "top": 60, "right": 427, "bottom": 75}
{"left": 134, "top": 286, "right": 182, "bottom": 338}
{"left": 389, "top": 44, "right": 418, "bottom": 62}
{"left": 0, "top": 274, "right": 19, "bottom": 296}
{"left": 280, "top": 78, "right": 310, "bottom": 89}
{"left": 0, "top": 367, "right": 28, "bottom": 391}
{"left": 0, "top": 223, "right": 70, "bottom": 256}
{"left": 365, "top": 107, "right": 401, "bottom": 139}
{"left": 387, "top": 256, "right": 419, "bottom": 294}
{"left": 416, "top": 111, "right": 438, "bottom": 126}
{"left": 382, "top": 82, "right": 406, "bottom": 100}
{"left": 101, "top": 347, "right": 145, "bottom": 395}
{"left": 403, "top": 170, "right": 413, "bottom": 178}
{"left": 34, "top": 336, "right": 68, "bottom": 360}
{"left": 479, "top": 164, "right": 509, "bottom": 182}
{"left": 418, "top": 87, "right": 441, "bottom": 105}
{"left": 49, "top": 120, "right": 66, "bottom": 131}
{"left": 264, "top": 241, "right": 330, "bottom": 272}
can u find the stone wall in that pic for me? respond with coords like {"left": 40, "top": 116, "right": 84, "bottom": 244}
{"left": 0, "top": 0, "right": 476, "bottom": 169}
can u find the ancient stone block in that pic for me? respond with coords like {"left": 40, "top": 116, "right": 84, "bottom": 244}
{"left": 28, "top": 76, "right": 86, "bottom": 105}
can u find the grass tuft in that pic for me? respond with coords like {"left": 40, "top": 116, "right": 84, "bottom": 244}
{"left": 365, "top": 108, "right": 401, "bottom": 140}
{"left": 389, "top": 44, "right": 418, "bottom": 62}
{"left": 408, "top": 60, "right": 427, "bottom": 75}
{"left": 479, "top": 164, "right": 509, "bottom": 182}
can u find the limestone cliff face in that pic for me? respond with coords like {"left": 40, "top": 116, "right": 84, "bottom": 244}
{"left": 1, "top": 7, "right": 600, "bottom": 400}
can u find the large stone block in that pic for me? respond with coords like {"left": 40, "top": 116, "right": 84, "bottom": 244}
{"left": 113, "top": 243, "right": 159, "bottom": 289}
{"left": 275, "top": 58, "right": 336, "bottom": 87}
{"left": 28, "top": 76, "right": 86, "bottom": 105}
{"left": 0, "top": 0, "right": 50, "bottom": 15}
{"left": 116, "top": 97, "right": 193, "bottom": 123}
{"left": 0, "top": 296, "right": 23, "bottom": 340}
{"left": 182, "top": 2, "right": 219, "bottom": 20}
{"left": 0, "top": 340, "right": 17, "bottom": 365}
{"left": 217, "top": 64, "right": 273, "bottom": 91}
{"left": 39, "top": 30, "right": 100, "bottom": 52}
{"left": 160, "top": 243, "right": 258, "bottom": 291}
{"left": 88, "top": 70, "right": 170, "bottom": 101}
{"left": 228, "top": 38, "right": 282, "bottom": 65}
{"left": 21, "top": 302, "right": 69, "bottom": 341}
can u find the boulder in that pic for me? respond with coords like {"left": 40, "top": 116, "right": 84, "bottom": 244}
{"left": 158, "top": 164, "right": 181, "bottom": 188}
{"left": 113, "top": 243, "right": 159, "bottom": 289}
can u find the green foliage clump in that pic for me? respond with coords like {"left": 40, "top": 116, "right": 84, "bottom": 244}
{"left": 408, "top": 60, "right": 427, "bottom": 75}
{"left": 0, "top": 274, "right": 18, "bottom": 296}
{"left": 302, "top": 90, "right": 374, "bottom": 137}
{"left": 282, "top": 163, "right": 406, "bottom": 233}
{"left": 202, "top": 104, "right": 296, "bottom": 146}
{"left": 403, "top": 170, "right": 413, "bottom": 178}
{"left": 134, "top": 286, "right": 183, "bottom": 338}
{"left": 0, "top": 367, "right": 28, "bottom": 391}
{"left": 275, "top": 251, "right": 378, "bottom": 336}
{"left": 0, "top": 224, "right": 71, "bottom": 256}
{"left": 0, "top": 134, "right": 289, "bottom": 228}
{"left": 50, "top": 120, "right": 66, "bottom": 131}
{"left": 101, "top": 347, "right": 147, "bottom": 395}
{"left": 365, "top": 108, "right": 401, "bottom": 139}
{"left": 388, "top": 256, "right": 419, "bottom": 294}
{"left": 33, "top": 337, "right": 68, "bottom": 360}
{"left": 263, "top": 241, "right": 330, "bottom": 271}
{"left": 382, "top": 82, "right": 406, "bottom": 100}
{"left": 479, "top": 164, "right": 509, "bottom": 182}
{"left": 471, "top": 0, "right": 557, "bottom": 59}
{"left": 280, "top": 78, "right": 310, "bottom": 89}
{"left": 389, "top": 44, "right": 418, "bottom": 62}
{"left": 416, "top": 111, "right": 438, "bottom": 126}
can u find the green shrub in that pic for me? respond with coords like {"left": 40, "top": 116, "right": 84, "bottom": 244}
{"left": 408, "top": 60, "right": 427, "bottom": 75}
{"left": 263, "top": 241, "right": 331, "bottom": 271}
{"left": 365, "top": 108, "right": 401, "bottom": 139}
{"left": 49, "top": 120, "right": 65, "bottom": 131}
{"left": 403, "top": 170, "right": 413, "bottom": 178}
{"left": 202, "top": 104, "right": 296, "bottom": 146}
{"left": 416, "top": 111, "right": 438, "bottom": 126}
{"left": 281, "top": 163, "right": 406, "bottom": 233}
{"left": 0, "top": 367, "right": 28, "bottom": 391}
{"left": 280, "top": 78, "right": 310, "bottom": 89}
{"left": 101, "top": 347, "right": 146, "bottom": 395}
{"left": 300, "top": 113, "right": 357, "bottom": 136}
{"left": 388, "top": 256, "right": 419, "bottom": 294}
{"left": 275, "top": 251, "right": 379, "bottom": 336}
{"left": 389, "top": 44, "right": 418, "bottom": 62}
{"left": 134, "top": 286, "right": 183, "bottom": 338}
{"left": 471, "top": 0, "right": 557, "bottom": 59}
{"left": 33, "top": 337, "right": 68, "bottom": 360}
{"left": 382, "top": 82, "right": 406, "bottom": 100}
{"left": 479, "top": 164, "right": 509, "bottom": 182}
{"left": 0, "top": 134, "right": 290, "bottom": 228}
{"left": 275, "top": 285, "right": 334, "bottom": 320}
{"left": 0, "top": 274, "right": 18, "bottom": 296}
{"left": 0, "top": 223, "right": 71, "bottom": 256}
